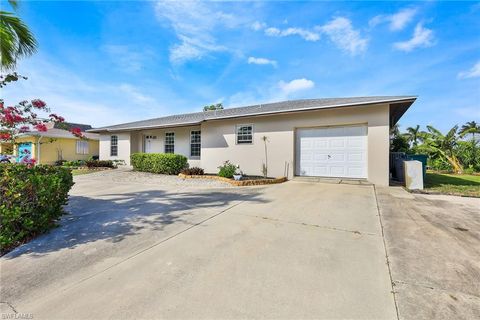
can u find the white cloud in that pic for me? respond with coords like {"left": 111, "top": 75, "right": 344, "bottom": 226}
{"left": 394, "top": 23, "right": 435, "bottom": 52}
{"left": 455, "top": 107, "right": 480, "bottom": 118}
{"left": 264, "top": 26, "right": 320, "bottom": 42}
{"left": 1, "top": 58, "right": 164, "bottom": 127}
{"left": 251, "top": 21, "right": 266, "bottom": 31}
{"left": 154, "top": 0, "right": 237, "bottom": 64}
{"left": 102, "top": 45, "right": 154, "bottom": 73}
{"left": 458, "top": 61, "right": 480, "bottom": 79}
{"left": 317, "top": 17, "right": 367, "bottom": 55}
{"left": 118, "top": 84, "right": 155, "bottom": 104}
{"left": 247, "top": 56, "right": 277, "bottom": 67}
{"left": 278, "top": 78, "right": 315, "bottom": 95}
{"left": 370, "top": 8, "right": 417, "bottom": 31}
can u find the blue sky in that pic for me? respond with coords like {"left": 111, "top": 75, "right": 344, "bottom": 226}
{"left": 2, "top": 0, "right": 479, "bottom": 132}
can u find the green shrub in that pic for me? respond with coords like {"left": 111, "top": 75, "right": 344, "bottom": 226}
{"left": 85, "top": 160, "right": 115, "bottom": 168}
{"left": 131, "top": 153, "right": 188, "bottom": 175}
{"left": 54, "top": 159, "right": 67, "bottom": 166}
{"left": 0, "top": 164, "right": 74, "bottom": 253}
{"left": 181, "top": 167, "right": 204, "bottom": 175}
{"left": 218, "top": 161, "right": 238, "bottom": 178}
{"left": 63, "top": 160, "right": 85, "bottom": 167}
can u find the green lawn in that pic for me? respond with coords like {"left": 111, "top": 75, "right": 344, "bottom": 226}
{"left": 425, "top": 173, "right": 480, "bottom": 197}
{"left": 71, "top": 169, "right": 98, "bottom": 176}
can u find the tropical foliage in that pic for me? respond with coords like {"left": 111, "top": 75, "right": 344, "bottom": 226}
{"left": 391, "top": 121, "right": 480, "bottom": 173}
{"left": 0, "top": 164, "right": 74, "bottom": 253}
{"left": 0, "top": 0, "right": 37, "bottom": 70}
{"left": 203, "top": 103, "right": 224, "bottom": 112}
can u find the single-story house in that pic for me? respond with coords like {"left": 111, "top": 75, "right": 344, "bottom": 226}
{"left": 0, "top": 142, "right": 13, "bottom": 155}
{"left": 15, "top": 122, "right": 100, "bottom": 164}
{"left": 88, "top": 96, "right": 416, "bottom": 186}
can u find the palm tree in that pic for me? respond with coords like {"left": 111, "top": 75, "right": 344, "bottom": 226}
{"left": 459, "top": 121, "right": 480, "bottom": 165}
{"left": 0, "top": 0, "right": 37, "bottom": 70}
{"left": 422, "top": 125, "right": 463, "bottom": 173}
{"left": 403, "top": 125, "right": 421, "bottom": 147}
{"left": 459, "top": 121, "right": 480, "bottom": 140}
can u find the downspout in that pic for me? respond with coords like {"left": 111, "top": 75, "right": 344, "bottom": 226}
{"left": 37, "top": 135, "right": 43, "bottom": 165}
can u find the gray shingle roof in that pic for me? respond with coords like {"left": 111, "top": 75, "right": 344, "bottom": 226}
{"left": 19, "top": 128, "right": 99, "bottom": 140}
{"left": 88, "top": 96, "right": 416, "bottom": 133}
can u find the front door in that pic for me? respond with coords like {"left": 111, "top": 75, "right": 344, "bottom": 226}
{"left": 144, "top": 135, "right": 161, "bottom": 153}
{"left": 17, "top": 143, "right": 33, "bottom": 163}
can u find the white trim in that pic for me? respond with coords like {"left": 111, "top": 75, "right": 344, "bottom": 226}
{"left": 190, "top": 130, "right": 201, "bottom": 158}
{"left": 235, "top": 124, "right": 254, "bottom": 145}
{"left": 164, "top": 131, "right": 175, "bottom": 154}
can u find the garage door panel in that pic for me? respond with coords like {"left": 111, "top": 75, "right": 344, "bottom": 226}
{"left": 314, "top": 140, "right": 328, "bottom": 149}
{"left": 347, "top": 138, "right": 365, "bottom": 148}
{"left": 314, "top": 153, "right": 329, "bottom": 161}
{"left": 330, "top": 166, "right": 346, "bottom": 176}
{"left": 296, "top": 125, "right": 367, "bottom": 179}
{"left": 347, "top": 167, "right": 365, "bottom": 177}
{"left": 330, "top": 153, "right": 345, "bottom": 161}
{"left": 329, "top": 138, "right": 345, "bottom": 148}
{"left": 347, "top": 152, "right": 365, "bottom": 162}
{"left": 314, "top": 166, "right": 328, "bottom": 176}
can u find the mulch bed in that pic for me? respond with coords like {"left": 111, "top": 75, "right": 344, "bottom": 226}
{"left": 178, "top": 173, "right": 287, "bottom": 186}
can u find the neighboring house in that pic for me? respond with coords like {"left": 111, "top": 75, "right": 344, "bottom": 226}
{"left": 15, "top": 122, "right": 100, "bottom": 164}
{"left": 0, "top": 142, "right": 13, "bottom": 155}
{"left": 88, "top": 96, "right": 416, "bottom": 186}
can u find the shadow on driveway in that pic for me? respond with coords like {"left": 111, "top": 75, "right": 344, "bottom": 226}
{"left": 4, "top": 189, "right": 267, "bottom": 259}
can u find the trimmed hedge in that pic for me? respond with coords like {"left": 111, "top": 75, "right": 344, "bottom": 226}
{"left": 131, "top": 153, "right": 188, "bottom": 175}
{"left": 85, "top": 160, "right": 115, "bottom": 168}
{"left": 0, "top": 164, "right": 74, "bottom": 253}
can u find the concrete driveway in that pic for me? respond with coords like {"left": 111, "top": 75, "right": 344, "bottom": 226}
{"left": 1, "top": 170, "right": 396, "bottom": 319}
{"left": 376, "top": 187, "right": 480, "bottom": 320}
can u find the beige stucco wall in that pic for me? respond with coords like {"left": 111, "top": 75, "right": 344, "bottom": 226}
{"left": 99, "top": 126, "right": 202, "bottom": 167}
{"left": 200, "top": 103, "right": 390, "bottom": 185}
{"left": 99, "top": 132, "right": 132, "bottom": 165}
{"left": 98, "top": 104, "right": 391, "bottom": 185}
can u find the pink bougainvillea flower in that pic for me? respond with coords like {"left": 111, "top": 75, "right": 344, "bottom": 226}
{"left": 19, "top": 126, "right": 30, "bottom": 133}
{"left": 34, "top": 123, "right": 48, "bottom": 132}
{"left": 31, "top": 99, "right": 47, "bottom": 108}
{"left": 70, "top": 127, "right": 84, "bottom": 138}
{"left": 49, "top": 113, "right": 65, "bottom": 122}
{"left": 0, "top": 132, "right": 11, "bottom": 141}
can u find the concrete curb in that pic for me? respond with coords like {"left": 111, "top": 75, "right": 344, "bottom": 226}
{"left": 178, "top": 173, "right": 287, "bottom": 186}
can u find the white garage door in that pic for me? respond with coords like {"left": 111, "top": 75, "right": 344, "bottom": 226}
{"left": 296, "top": 125, "right": 367, "bottom": 178}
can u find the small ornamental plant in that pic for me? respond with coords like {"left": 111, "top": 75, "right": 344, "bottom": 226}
{"left": 218, "top": 160, "right": 239, "bottom": 178}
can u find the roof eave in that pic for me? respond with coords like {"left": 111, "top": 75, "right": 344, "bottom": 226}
{"left": 88, "top": 96, "right": 418, "bottom": 133}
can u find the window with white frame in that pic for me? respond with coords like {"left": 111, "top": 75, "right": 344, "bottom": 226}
{"left": 190, "top": 130, "right": 201, "bottom": 157}
{"left": 76, "top": 140, "right": 89, "bottom": 155}
{"left": 236, "top": 124, "right": 253, "bottom": 144}
{"left": 165, "top": 132, "right": 175, "bottom": 153}
{"left": 110, "top": 135, "right": 118, "bottom": 156}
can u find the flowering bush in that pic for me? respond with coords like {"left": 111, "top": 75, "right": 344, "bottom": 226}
{"left": 0, "top": 164, "right": 74, "bottom": 253}
{"left": 0, "top": 99, "right": 83, "bottom": 146}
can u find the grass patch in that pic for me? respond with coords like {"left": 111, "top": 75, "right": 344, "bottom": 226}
{"left": 71, "top": 169, "right": 102, "bottom": 176}
{"left": 425, "top": 173, "right": 480, "bottom": 197}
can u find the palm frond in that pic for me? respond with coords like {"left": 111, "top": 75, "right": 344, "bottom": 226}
{"left": 0, "top": 10, "right": 37, "bottom": 70}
